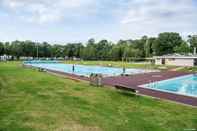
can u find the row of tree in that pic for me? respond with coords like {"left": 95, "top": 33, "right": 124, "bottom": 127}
{"left": 0, "top": 32, "right": 197, "bottom": 60}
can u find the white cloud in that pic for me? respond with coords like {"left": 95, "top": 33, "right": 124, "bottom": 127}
{"left": 120, "top": 0, "right": 197, "bottom": 38}
{"left": 1, "top": 0, "right": 94, "bottom": 24}
{"left": 0, "top": 0, "right": 197, "bottom": 41}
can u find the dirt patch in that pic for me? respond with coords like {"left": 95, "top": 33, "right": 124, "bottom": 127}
{"left": 54, "top": 122, "right": 102, "bottom": 131}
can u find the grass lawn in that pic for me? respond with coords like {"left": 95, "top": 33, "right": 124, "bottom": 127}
{"left": 178, "top": 66, "right": 197, "bottom": 72}
{"left": 0, "top": 62, "right": 197, "bottom": 131}
{"left": 64, "top": 60, "right": 176, "bottom": 70}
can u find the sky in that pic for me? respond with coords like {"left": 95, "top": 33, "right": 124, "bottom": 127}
{"left": 0, "top": 0, "right": 197, "bottom": 43}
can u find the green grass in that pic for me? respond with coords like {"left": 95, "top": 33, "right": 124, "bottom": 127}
{"left": 0, "top": 62, "right": 197, "bottom": 131}
{"left": 177, "top": 66, "right": 197, "bottom": 72}
{"left": 64, "top": 60, "right": 176, "bottom": 70}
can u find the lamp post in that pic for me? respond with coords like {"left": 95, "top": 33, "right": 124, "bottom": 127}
{"left": 36, "top": 43, "right": 39, "bottom": 60}
{"left": 122, "top": 50, "right": 126, "bottom": 74}
{"left": 194, "top": 47, "right": 196, "bottom": 55}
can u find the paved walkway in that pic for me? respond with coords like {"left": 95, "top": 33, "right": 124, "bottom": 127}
{"left": 103, "top": 71, "right": 190, "bottom": 87}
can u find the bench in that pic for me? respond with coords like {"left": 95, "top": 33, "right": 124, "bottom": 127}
{"left": 114, "top": 84, "right": 138, "bottom": 93}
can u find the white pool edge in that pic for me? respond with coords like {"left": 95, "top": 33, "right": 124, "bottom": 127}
{"left": 139, "top": 74, "right": 197, "bottom": 98}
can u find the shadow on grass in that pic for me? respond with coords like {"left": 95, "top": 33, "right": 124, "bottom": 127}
{"left": 117, "top": 90, "right": 138, "bottom": 98}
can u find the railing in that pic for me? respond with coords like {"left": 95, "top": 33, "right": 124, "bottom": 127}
{"left": 89, "top": 73, "right": 103, "bottom": 87}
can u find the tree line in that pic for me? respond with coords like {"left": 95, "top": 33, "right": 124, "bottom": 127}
{"left": 0, "top": 32, "right": 197, "bottom": 60}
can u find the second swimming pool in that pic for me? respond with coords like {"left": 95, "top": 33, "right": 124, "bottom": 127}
{"left": 141, "top": 74, "right": 197, "bottom": 97}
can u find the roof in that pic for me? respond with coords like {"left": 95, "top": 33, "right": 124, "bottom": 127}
{"left": 153, "top": 54, "right": 197, "bottom": 59}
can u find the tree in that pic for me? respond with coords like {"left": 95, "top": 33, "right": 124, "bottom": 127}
{"left": 188, "top": 35, "right": 197, "bottom": 50}
{"left": 64, "top": 43, "right": 84, "bottom": 58}
{"left": 110, "top": 45, "right": 121, "bottom": 61}
{"left": 81, "top": 44, "right": 96, "bottom": 60}
{"left": 0, "top": 42, "right": 4, "bottom": 55}
{"left": 51, "top": 45, "right": 64, "bottom": 58}
{"left": 4, "top": 42, "right": 11, "bottom": 55}
{"left": 81, "top": 39, "right": 96, "bottom": 60}
{"left": 152, "top": 32, "right": 183, "bottom": 55}
{"left": 96, "top": 40, "right": 112, "bottom": 60}
{"left": 74, "top": 43, "right": 84, "bottom": 58}
{"left": 174, "top": 41, "right": 190, "bottom": 54}
{"left": 132, "top": 36, "right": 147, "bottom": 57}
{"left": 144, "top": 37, "right": 156, "bottom": 57}
{"left": 87, "top": 38, "right": 95, "bottom": 45}
{"left": 10, "top": 41, "right": 23, "bottom": 59}
{"left": 42, "top": 42, "right": 52, "bottom": 57}
{"left": 0, "top": 32, "right": 195, "bottom": 60}
{"left": 22, "top": 41, "right": 36, "bottom": 57}
{"left": 116, "top": 40, "right": 127, "bottom": 59}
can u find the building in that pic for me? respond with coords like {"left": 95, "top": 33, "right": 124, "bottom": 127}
{"left": 0, "top": 55, "right": 12, "bottom": 61}
{"left": 154, "top": 54, "right": 197, "bottom": 67}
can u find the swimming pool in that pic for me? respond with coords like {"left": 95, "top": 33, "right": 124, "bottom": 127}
{"left": 141, "top": 74, "right": 197, "bottom": 97}
{"left": 26, "top": 63, "right": 153, "bottom": 77}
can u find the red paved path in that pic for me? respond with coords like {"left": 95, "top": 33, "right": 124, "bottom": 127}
{"left": 102, "top": 71, "right": 197, "bottom": 106}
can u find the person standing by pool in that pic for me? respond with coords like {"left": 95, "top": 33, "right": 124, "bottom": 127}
{"left": 123, "top": 66, "right": 126, "bottom": 74}
{"left": 72, "top": 64, "right": 75, "bottom": 72}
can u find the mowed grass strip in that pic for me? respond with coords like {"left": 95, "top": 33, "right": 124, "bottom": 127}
{"left": 64, "top": 60, "right": 177, "bottom": 70}
{"left": 0, "top": 62, "right": 197, "bottom": 131}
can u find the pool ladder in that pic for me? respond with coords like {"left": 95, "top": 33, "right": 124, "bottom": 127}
{"left": 149, "top": 80, "right": 157, "bottom": 88}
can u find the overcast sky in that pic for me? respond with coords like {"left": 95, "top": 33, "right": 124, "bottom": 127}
{"left": 0, "top": 0, "right": 197, "bottom": 43}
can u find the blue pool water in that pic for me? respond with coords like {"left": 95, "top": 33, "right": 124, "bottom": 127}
{"left": 26, "top": 63, "right": 152, "bottom": 77}
{"left": 141, "top": 74, "right": 197, "bottom": 97}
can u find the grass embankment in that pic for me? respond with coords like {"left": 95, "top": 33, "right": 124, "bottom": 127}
{"left": 0, "top": 62, "right": 197, "bottom": 131}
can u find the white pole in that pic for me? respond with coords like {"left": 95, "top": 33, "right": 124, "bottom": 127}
{"left": 194, "top": 47, "right": 196, "bottom": 55}
{"left": 37, "top": 44, "right": 39, "bottom": 60}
